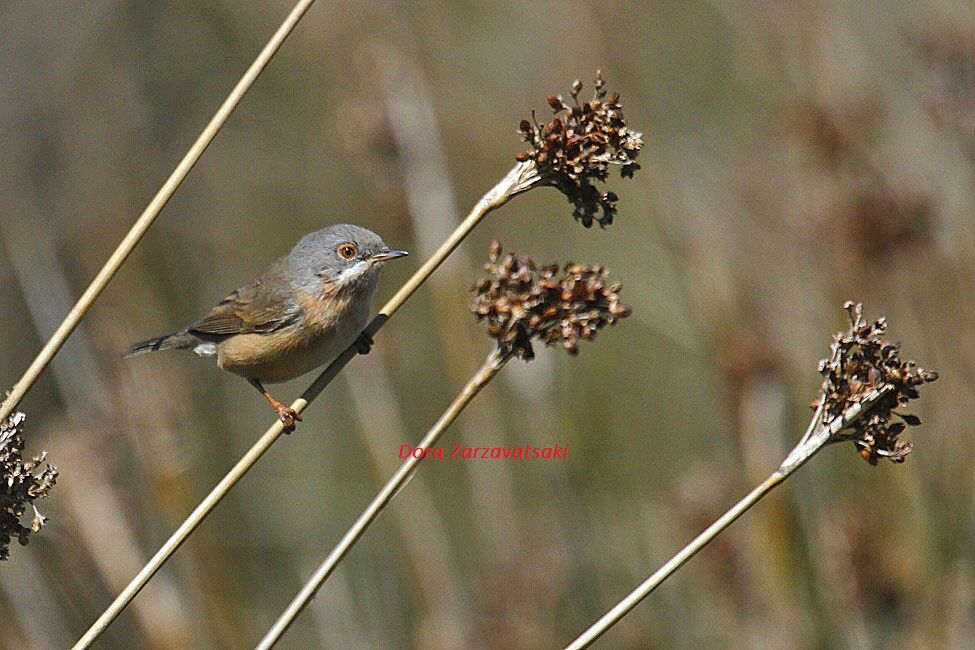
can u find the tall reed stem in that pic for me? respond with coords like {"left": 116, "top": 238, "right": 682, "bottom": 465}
{"left": 75, "top": 162, "right": 538, "bottom": 647}
{"left": 257, "top": 349, "right": 510, "bottom": 649}
{"left": 0, "top": 0, "right": 318, "bottom": 426}
{"left": 564, "top": 388, "right": 889, "bottom": 649}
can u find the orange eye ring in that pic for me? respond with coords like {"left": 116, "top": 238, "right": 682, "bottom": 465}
{"left": 337, "top": 242, "right": 359, "bottom": 260}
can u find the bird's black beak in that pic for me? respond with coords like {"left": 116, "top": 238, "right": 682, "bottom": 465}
{"left": 371, "top": 248, "right": 409, "bottom": 262}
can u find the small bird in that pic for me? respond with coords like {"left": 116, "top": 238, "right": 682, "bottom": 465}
{"left": 125, "top": 224, "right": 408, "bottom": 430}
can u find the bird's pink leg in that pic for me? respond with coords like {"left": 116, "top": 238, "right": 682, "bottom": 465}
{"left": 248, "top": 378, "right": 302, "bottom": 432}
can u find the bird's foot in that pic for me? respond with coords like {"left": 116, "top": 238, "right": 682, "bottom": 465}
{"left": 355, "top": 332, "right": 374, "bottom": 355}
{"left": 249, "top": 378, "right": 302, "bottom": 433}
{"left": 275, "top": 404, "right": 302, "bottom": 433}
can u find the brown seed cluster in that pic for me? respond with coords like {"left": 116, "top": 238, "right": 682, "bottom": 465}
{"left": 1, "top": 412, "right": 58, "bottom": 561}
{"left": 516, "top": 72, "right": 643, "bottom": 228}
{"left": 815, "top": 302, "right": 938, "bottom": 465}
{"left": 471, "top": 241, "right": 631, "bottom": 359}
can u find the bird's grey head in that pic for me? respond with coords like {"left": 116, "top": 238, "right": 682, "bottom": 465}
{"left": 288, "top": 224, "right": 408, "bottom": 296}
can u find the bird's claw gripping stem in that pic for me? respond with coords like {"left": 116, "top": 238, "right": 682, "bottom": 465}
{"left": 275, "top": 404, "right": 302, "bottom": 433}
{"left": 355, "top": 332, "right": 373, "bottom": 355}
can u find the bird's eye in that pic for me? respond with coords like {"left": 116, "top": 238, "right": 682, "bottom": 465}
{"left": 337, "top": 242, "right": 359, "bottom": 260}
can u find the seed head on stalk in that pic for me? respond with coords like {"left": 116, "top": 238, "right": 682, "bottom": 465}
{"left": 516, "top": 72, "right": 643, "bottom": 228}
{"left": 814, "top": 301, "right": 938, "bottom": 464}
{"left": 563, "top": 301, "right": 939, "bottom": 649}
{"left": 1, "top": 412, "right": 58, "bottom": 561}
{"left": 471, "top": 241, "right": 632, "bottom": 360}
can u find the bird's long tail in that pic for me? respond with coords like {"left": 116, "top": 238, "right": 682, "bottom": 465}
{"left": 123, "top": 331, "right": 199, "bottom": 357}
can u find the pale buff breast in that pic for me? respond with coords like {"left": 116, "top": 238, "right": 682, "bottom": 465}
{"left": 217, "top": 276, "right": 376, "bottom": 383}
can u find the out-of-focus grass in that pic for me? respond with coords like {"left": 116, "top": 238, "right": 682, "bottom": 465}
{"left": 0, "top": 1, "right": 972, "bottom": 648}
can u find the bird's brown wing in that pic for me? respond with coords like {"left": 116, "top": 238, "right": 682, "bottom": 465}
{"left": 188, "top": 258, "right": 302, "bottom": 340}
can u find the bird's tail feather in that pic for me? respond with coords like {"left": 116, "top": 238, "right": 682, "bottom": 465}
{"left": 123, "top": 331, "right": 197, "bottom": 357}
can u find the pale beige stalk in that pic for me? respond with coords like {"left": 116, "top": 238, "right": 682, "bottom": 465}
{"left": 0, "top": 0, "right": 318, "bottom": 426}
{"left": 68, "top": 0, "right": 323, "bottom": 646}
{"left": 75, "top": 160, "right": 539, "bottom": 648}
{"left": 256, "top": 349, "right": 511, "bottom": 649}
{"left": 344, "top": 352, "right": 475, "bottom": 645}
{"left": 375, "top": 44, "right": 524, "bottom": 562}
{"left": 564, "top": 388, "right": 890, "bottom": 650}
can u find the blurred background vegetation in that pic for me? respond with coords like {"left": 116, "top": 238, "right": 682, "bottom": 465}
{"left": 1, "top": 1, "right": 972, "bottom": 648}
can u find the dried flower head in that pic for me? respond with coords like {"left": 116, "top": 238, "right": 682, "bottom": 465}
{"left": 516, "top": 71, "right": 643, "bottom": 228}
{"left": 1, "top": 412, "right": 58, "bottom": 561}
{"left": 471, "top": 241, "right": 631, "bottom": 359}
{"left": 814, "top": 302, "right": 938, "bottom": 465}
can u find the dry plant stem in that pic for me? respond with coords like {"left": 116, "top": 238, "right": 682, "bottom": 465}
{"left": 75, "top": 161, "right": 537, "bottom": 648}
{"left": 256, "top": 349, "right": 510, "bottom": 649}
{"left": 0, "top": 0, "right": 318, "bottom": 426}
{"left": 564, "top": 387, "right": 890, "bottom": 650}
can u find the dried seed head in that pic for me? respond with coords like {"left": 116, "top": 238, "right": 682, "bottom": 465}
{"left": 1, "top": 411, "right": 58, "bottom": 561}
{"left": 817, "top": 302, "right": 938, "bottom": 465}
{"left": 471, "top": 241, "right": 631, "bottom": 359}
{"left": 517, "top": 71, "right": 643, "bottom": 228}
